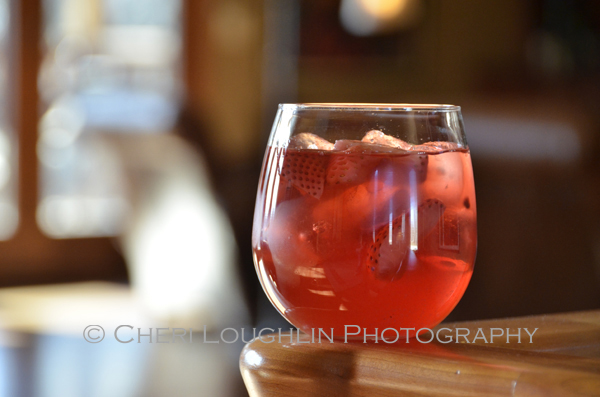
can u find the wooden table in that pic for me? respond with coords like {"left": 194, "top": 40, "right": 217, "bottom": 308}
{"left": 240, "top": 310, "right": 600, "bottom": 396}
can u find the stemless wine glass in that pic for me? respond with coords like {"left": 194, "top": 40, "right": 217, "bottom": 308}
{"left": 252, "top": 104, "right": 476, "bottom": 340}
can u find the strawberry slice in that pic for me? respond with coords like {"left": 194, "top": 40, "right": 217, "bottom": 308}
{"left": 364, "top": 198, "right": 446, "bottom": 281}
{"left": 364, "top": 213, "right": 411, "bottom": 281}
{"left": 326, "top": 142, "right": 386, "bottom": 186}
{"left": 326, "top": 152, "right": 377, "bottom": 186}
{"left": 281, "top": 149, "right": 328, "bottom": 199}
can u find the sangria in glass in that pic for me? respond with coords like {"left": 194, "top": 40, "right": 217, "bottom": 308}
{"left": 252, "top": 104, "right": 476, "bottom": 339}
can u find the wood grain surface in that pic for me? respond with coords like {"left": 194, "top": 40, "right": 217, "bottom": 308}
{"left": 240, "top": 310, "right": 600, "bottom": 396}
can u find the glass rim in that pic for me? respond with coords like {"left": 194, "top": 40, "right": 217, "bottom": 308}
{"left": 279, "top": 103, "right": 461, "bottom": 112}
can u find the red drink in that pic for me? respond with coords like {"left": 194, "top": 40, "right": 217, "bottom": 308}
{"left": 253, "top": 136, "right": 476, "bottom": 339}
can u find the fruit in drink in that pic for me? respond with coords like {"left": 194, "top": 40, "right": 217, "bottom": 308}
{"left": 252, "top": 132, "right": 476, "bottom": 338}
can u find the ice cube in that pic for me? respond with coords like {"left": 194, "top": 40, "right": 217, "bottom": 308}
{"left": 363, "top": 185, "right": 411, "bottom": 231}
{"left": 418, "top": 198, "right": 446, "bottom": 237}
{"left": 313, "top": 179, "right": 410, "bottom": 232}
{"left": 411, "top": 141, "right": 461, "bottom": 153}
{"left": 334, "top": 139, "right": 408, "bottom": 153}
{"left": 266, "top": 198, "right": 320, "bottom": 275}
{"left": 333, "top": 139, "right": 362, "bottom": 151}
{"left": 312, "top": 184, "right": 374, "bottom": 232}
{"left": 361, "top": 130, "right": 412, "bottom": 151}
{"left": 288, "top": 133, "right": 334, "bottom": 150}
{"left": 421, "top": 151, "right": 464, "bottom": 206}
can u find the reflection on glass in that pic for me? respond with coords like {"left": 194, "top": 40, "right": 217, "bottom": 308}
{"left": 39, "top": 0, "right": 182, "bottom": 237}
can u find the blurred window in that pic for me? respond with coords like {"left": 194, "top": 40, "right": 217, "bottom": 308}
{"left": 38, "top": 0, "right": 182, "bottom": 238}
{"left": 0, "top": 0, "right": 18, "bottom": 240}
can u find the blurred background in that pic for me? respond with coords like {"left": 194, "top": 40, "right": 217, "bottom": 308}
{"left": 0, "top": 0, "right": 598, "bottom": 395}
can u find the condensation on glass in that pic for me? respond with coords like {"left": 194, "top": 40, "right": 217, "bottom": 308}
{"left": 0, "top": 0, "right": 18, "bottom": 240}
{"left": 38, "top": 0, "right": 182, "bottom": 237}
